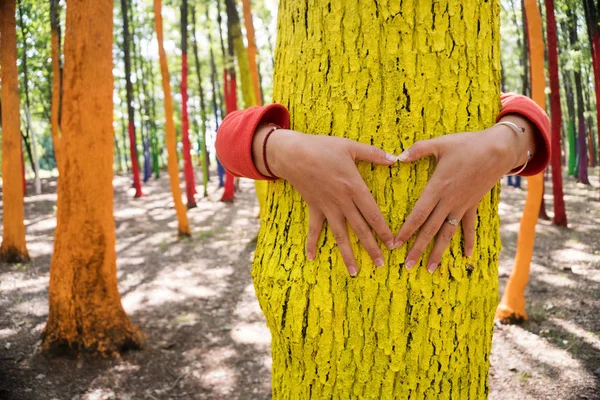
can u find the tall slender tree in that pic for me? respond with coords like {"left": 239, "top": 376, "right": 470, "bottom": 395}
{"left": 567, "top": 7, "right": 591, "bottom": 185}
{"left": 50, "top": 0, "right": 62, "bottom": 170}
{"left": 120, "top": 0, "right": 144, "bottom": 197}
{"left": 583, "top": 0, "right": 600, "bottom": 192}
{"left": 180, "top": 0, "right": 197, "bottom": 208}
{"left": 0, "top": 0, "right": 30, "bottom": 263}
{"left": 42, "top": 0, "right": 143, "bottom": 355}
{"left": 497, "top": 0, "right": 546, "bottom": 323}
{"left": 154, "top": 0, "right": 191, "bottom": 236}
{"left": 190, "top": 6, "right": 209, "bottom": 198}
{"left": 545, "top": 0, "right": 567, "bottom": 226}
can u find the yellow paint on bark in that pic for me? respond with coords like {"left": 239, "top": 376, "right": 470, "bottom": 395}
{"left": 42, "top": 0, "right": 142, "bottom": 356}
{"left": 0, "top": 0, "right": 30, "bottom": 263}
{"left": 496, "top": 0, "right": 545, "bottom": 323}
{"left": 253, "top": 1, "right": 502, "bottom": 398}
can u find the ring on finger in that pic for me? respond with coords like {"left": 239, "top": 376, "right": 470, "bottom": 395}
{"left": 446, "top": 217, "right": 459, "bottom": 226}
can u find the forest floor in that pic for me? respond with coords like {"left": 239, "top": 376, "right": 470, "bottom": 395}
{"left": 0, "top": 168, "right": 599, "bottom": 400}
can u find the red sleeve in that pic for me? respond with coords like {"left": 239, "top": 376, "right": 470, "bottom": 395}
{"left": 215, "top": 104, "right": 290, "bottom": 180}
{"left": 498, "top": 93, "right": 551, "bottom": 176}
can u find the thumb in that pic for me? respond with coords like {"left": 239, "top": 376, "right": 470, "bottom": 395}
{"left": 350, "top": 141, "right": 398, "bottom": 165}
{"left": 397, "top": 139, "right": 439, "bottom": 163}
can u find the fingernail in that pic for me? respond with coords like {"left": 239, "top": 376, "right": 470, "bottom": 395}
{"left": 375, "top": 257, "right": 384, "bottom": 267}
{"left": 386, "top": 240, "right": 395, "bottom": 249}
{"left": 427, "top": 263, "right": 437, "bottom": 273}
{"left": 397, "top": 150, "right": 410, "bottom": 162}
{"left": 348, "top": 265, "right": 358, "bottom": 276}
{"left": 405, "top": 259, "right": 415, "bottom": 270}
{"left": 385, "top": 153, "right": 398, "bottom": 162}
{"left": 466, "top": 249, "right": 472, "bottom": 258}
{"left": 307, "top": 251, "right": 315, "bottom": 261}
{"left": 395, "top": 240, "right": 404, "bottom": 249}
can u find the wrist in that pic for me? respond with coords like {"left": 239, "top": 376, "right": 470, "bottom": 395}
{"left": 493, "top": 115, "right": 537, "bottom": 172}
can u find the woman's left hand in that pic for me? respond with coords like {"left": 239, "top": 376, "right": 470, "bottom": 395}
{"left": 394, "top": 115, "right": 536, "bottom": 273}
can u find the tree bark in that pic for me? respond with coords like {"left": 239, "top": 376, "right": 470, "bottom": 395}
{"left": 50, "top": 0, "right": 63, "bottom": 171}
{"left": 41, "top": 0, "right": 143, "bottom": 356}
{"left": 521, "top": 0, "right": 530, "bottom": 96}
{"left": 257, "top": 1, "right": 502, "bottom": 396}
{"left": 225, "top": 0, "right": 255, "bottom": 108}
{"left": 180, "top": 0, "right": 197, "bottom": 208}
{"left": 190, "top": 6, "right": 209, "bottom": 198}
{"left": 120, "top": 0, "right": 144, "bottom": 197}
{"left": 0, "top": 0, "right": 30, "bottom": 263}
{"left": 220, "top": 0, "right": 236, "bottom": 202}
{"left": 567, "top": 8, "right": 591, "bottom": 185}
{"left": 544, "top": 0, "right": 567, "bottom": 226}
{"left": 153, "top": 0, "right": 191, "bottom": 236}
{"left": 497, "top": 0, "right": 546, "bottom": 324}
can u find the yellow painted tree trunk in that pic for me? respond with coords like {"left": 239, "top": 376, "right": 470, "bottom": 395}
{"left": 42, "top": 0, "right": 143, "bottom": 356}
{"left": 154, "top": 0, "right": 191, "bottom": 237}
{"left": 0, "top": 0, "right": 30, "bottom": 263}
{"left": 254, "top": 1, "right": 502, "bottom": 398}
{"left": 225, "top": 0, "right": 255, "bottom": 108}
{"left": 496, "top": 0, "right": 545, "bottom": 323}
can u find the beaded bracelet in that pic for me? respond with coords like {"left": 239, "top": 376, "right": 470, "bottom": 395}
{"left": 496, "top": 121, "right": 533, "bottom": 176}
{"left": 262, "top": 123, "right": 281, "bottom": 179}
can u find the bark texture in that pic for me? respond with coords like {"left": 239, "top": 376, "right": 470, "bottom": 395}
{"left": 42, "top": 0, "right": 143, "bottom": 356}
{"left": 544, "top": 0, "right": 567, "bottom": 226}
{"left": 153, "top": 0, "right": 191, "bottom": 236}
{"left": 254, "top": 1, "right": 502, "bottom": 398}
{"left": 0, "top": 0, "right": 30, "bottom": 263}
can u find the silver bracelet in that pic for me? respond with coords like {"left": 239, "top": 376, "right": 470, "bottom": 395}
{"left": 496, "top": 121, "right": 533, "bottom": 176}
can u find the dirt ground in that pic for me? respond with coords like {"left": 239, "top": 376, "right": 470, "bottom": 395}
{"left": 0, "top": 169, "right": 599, "bottom": 400}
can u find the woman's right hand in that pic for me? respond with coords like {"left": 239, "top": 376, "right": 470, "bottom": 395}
{"left": 252, "top": 125, "right": 398, "bottom": 276}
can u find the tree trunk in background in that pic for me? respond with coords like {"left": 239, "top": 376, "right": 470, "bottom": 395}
{"left": 544, "top": 0, "right": 567, "bottom": 226}
{"left": 145, "top": 43, "right": 160, "bottom": 179}
{"left": 180, "top": 0, "right": 197, "bottom": 208}
{"left": 563, "top": 56, "right": 578, "bottom": 176}
{"left": 256, "top": 1, "right": 502, "bottom": 396}
{"left": 497, "top": 0, "right": 545, "bottom": 324}
{"left": 0, "top": 0, "right": 30, "bottom": 264}
{"left": 215, "top": 1, "right": 227, "bottom": 188}
{"left": 41, "top": 0, "right": 143, "bottom": 356}
{"left": 225, "top": 0, "right": 255, "bottom": 108}
{"left": 120, "top": 0, "right": 144, "bottom": 198}
{"left": 50, "top": 0, "right": 63, "bottom": 171}
{"left": 240, "top": 0, "right": 268, "bottom": 217}
{"left": 18, "top": 0, "right": 41, "bottom": 194}
{"left": 567, "top": 8, "right": 591, "bottom": 185}
{"left": 154, "top": 0, "right": 191, "bottom": 236}
{"left": 220, "top": 0, "right": 236, "bottom": 202}
{"left": 207, "top": 7, "right": 224, "bottom": 129}
{"left": 190, "top": 7, "right": 209, "bottom": 198}
{"left": 583, "top": 0, "right": 600, "bottom": 190}
{"left": 521, "top": 0, "right": 530, "bottom": 96}
{"left": 128, "top": 0, "right": 151, "bottom": 184}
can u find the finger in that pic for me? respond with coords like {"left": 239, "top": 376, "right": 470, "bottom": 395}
{"left": 348, "top": 141, "right": 398, "bottom": 166}
{"left": 395, "top": 184, "right": 440, "bottom": 248}
{"left": 345, "top": 207, "right": 385, "bottom": 267}
{"left": 404, "top": 205, "right": 447, "bottom": 270}
{"left": 327, "top": 214, "right": 359, "bottom": 276}
{"left": 306, "top": 207, "right": 325, "bottom": 261}
{"left": 352, "top": 185, "right": 395, "bottom": 249}
{"left": 462, "top": 207, "right": 477, "bottom": 257}
{"left": 426, "top": 216, "right": 460, "bottom": 273}
{"left": 397, "top": 139, "right": 440, "bottom": 163}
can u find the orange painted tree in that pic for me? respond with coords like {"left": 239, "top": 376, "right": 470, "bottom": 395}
{"left": 496, "top": 0, "right": 545, "bottom": 323}
{"left": 0, "top": 0, "right": 30, "bottom": 264}
{"left": 42, "top": 0, "right": 143, "bottom": 355}
{"left": 154, "top": 0, "right": 191, "bottom": 236}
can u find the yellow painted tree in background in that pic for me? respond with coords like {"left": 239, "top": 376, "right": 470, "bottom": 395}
{"left": 0, "top": 0, "right": 30, "bottom": 264}
{"left": 154, "top": 0, "right": 191, "bottom": 237}
{"left": 225, "top": 0, "right": 255, "bottom": 108}
{"left": 496, "top": 0, "right": 545, "bottom": 323}
{"left": 42, "top": 0, "right": 143, "bottom": 355}
{"left": 254, "top": 1, "right": 502, "bottom": 397}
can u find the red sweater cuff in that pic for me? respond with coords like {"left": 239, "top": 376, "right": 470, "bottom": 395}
{"left": 215, "top": 104, "right": 290, "bottom": 180}
{"left": 498, "top": 93, "right": 551, "bottom": 176}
